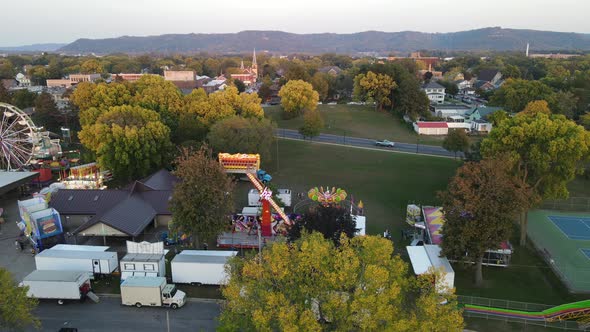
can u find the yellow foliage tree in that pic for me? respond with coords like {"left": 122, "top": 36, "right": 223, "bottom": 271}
{"left": 80, "top": 59, "right": 104, "bottom": 74}
{"left": 353, "top": 71, "right": 397, "bottom": 111}
{"left": 278, "top": 80, "right": 319, "bottom": 116}
{"left": 522, "top": 100, "right": 551, "bottom": 116}
{"left": 219, "top": 232, "right": 464, "bottom": 331}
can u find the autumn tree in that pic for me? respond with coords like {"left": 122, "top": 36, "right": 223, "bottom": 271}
{"left": 80, "top": 59, "right": 104, "bottom": 74}
{"left": 32, "top": 92, "right": 61, "bottom": 133}
{"left": 490, "top": 78, "right": 556, "bottom": 112}
{"left": 353, "top": 71, "right": 397, "bottom": 111}
{"left": 169, "top": 146, "right": 235, "bottom": 247}
{"left": 481, "top": 112, "right": 590, "bottom": 245}
{"left": 219, "top": 232, "right": 464, "bottom": 331}
{"left": 486, "top": 110, "right": 508, "bottom": 126}
{"left": 522, "top": 100, "right": 551, "bottom": 115}
{"left": 439, "top": 158, "right": 529, "bottom": 286}
{"left": 79, "top": 105, "right": 173, "bottom": 181}
{"left": 299, "top": 110, "right": 324, "bottom": 139}
{"left": 311, "top": 72, "right": 330, "bottom": 102}
{"left": 442, "top": 129, "right": 470, "bottom": 158}
{"left": 206, "top": 116, "right": 276, "bottom": 165}
{"left": 278, "top": 80, "right": 319, "bottom": 116}
{"left": 70, "top": 82, "right": 133, "bottom": 112}
{"left": 0, "top": 268, "right": 40, "bottom": 330}
{"left": 288, "top": 205, "right": 356, "bottom": 245}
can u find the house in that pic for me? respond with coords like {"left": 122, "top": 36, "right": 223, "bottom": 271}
{"left": 203, "top": 78, "right": 228, "bottom": 94}
{"left": 196, "top": 75, "right": 211, "bottom": 88}
{"left": 474, "top": 80, "right": 495, "bottom": 92}
{"left": 413, "top": 122, "right": 449, "bottom": 135}
{"left": 230, "top": 50, "right": 258, "bottom": 85}
{"left": 471, "top": 119, "right": 493, "bottom": 133}
{"left": 421, "top": 81, "right": 446, "bottom": 104}
{"left": 15, "top": 73, "right": 31, "bottom": 87}
{"left": 318, "top": 66, "right": 343, "bottom": 76}
{"left": 465, "top": 106, "right": 503, "bottom": 122}
{"left": 1, "top": 78, "right": 18, "bottom": 90}
{"left": 45, "top": 86, "right": 70, "bottom": 110}
{"left": 49, "top": 169, "right": 177, "bottom": 240}
{"left": 476, "top": 69, "right": 502, "bottom": 89}
{"left": 455, "top": 79, "right": 472, "bottom": 90}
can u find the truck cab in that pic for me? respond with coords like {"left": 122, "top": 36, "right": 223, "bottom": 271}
{"left": 162, "top": 284, "right": 186, "bottom": 309}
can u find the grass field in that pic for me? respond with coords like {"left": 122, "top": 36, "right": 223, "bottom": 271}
{"left": 264, "top": 104, "right": 448, "bottom": 146}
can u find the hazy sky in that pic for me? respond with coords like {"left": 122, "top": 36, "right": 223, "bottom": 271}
{"left": 3, "top": 0, "right": 589, "bottom": 46}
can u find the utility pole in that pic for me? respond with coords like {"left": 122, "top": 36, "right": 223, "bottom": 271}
{"left": 276, "top": 137, "right": 279, "bottom": 172}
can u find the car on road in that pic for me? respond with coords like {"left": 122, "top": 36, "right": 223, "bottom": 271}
{"left": 375, "top": 140, "right": 395, "bottom": 147}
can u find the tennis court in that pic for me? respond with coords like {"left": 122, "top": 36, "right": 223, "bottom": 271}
{"left": 528, "top": 210, "right": 590, "bottom": 293}
{"left": 548, "top": 215, "right": 590, "bottom": 240}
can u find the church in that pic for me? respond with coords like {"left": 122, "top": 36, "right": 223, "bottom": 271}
{"left": 231, "top": 49, "right": 258, "bottom": 86}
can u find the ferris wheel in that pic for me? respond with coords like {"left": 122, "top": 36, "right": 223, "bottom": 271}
{"left": 0, "top": 102, "right": 38, "bottom": 171}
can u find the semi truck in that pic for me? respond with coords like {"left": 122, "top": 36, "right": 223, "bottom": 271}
{"left": 120, "top": 276, "right": 186, "bottom": 309}
{"left": 20, "top": 270, "right": 99, "bottom": 305}
{"left": 171, "top": 250, "right": 237, "bottom": 285}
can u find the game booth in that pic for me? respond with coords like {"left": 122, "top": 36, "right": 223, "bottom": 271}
{"left": 421, "top": 206, "right": 513, "bottom": 267}
{"left": 17, "top": 196, "right": 64, "bottom": 251}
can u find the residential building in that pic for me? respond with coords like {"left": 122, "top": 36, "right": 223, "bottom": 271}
{"left": 231, "top": 50, "right": 258, "bottom": 86}
{"left": 429, "top": 104, "right": 472, "bottom": 118}
{"left": 475, "top": 69, "right": 503, "bottom": 91}
{"left": 471, "top": 119, "right": 493, "bottom": 133}
{"left": 421, "top": 81, "right": 446, "bottom": 104}
{"left": 465, "top": 106, "right": 503, "bottom": 122}
{"left": 318, "top": 66, "right": 343, "bottom": 76}
{"left": 15, "top": 73, "right": 31, "bottom": 87}
{"left": 203, "top": 77, "right": 228, "bottom": 94}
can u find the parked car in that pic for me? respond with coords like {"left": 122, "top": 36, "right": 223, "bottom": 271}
{"left": 375, "top": 140, "right": 395, "bottom": 147}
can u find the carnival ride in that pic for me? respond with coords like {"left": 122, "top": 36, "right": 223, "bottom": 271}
{"left": 463, "top": 299, "right": 590, "bottom": 325}
{"left": 219, "top": 153, "right": 291, "bottom": 237}
{"left": 0, "top": 103, "right": 62, "bottom": 171}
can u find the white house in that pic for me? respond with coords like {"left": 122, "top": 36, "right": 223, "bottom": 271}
{"left": 421, "top": 82, "right": 446, "bottom": 104}
{"left": 471, "top": 119, "right": 493, "bottom": 133}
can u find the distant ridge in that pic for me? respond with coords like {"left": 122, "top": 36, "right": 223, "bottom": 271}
{"left": 0, "top": 43, "right": 68, "bottom": 52}
{"left": 58, "top": 27, "right": 590, "bottom": 54}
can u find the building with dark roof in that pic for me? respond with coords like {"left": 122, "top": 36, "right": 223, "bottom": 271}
{"left": 49, "top": 169, "right": 176, "bottom": 239}
{"left": 318, "top": 66, "right": 343, "bottom": 76}
{"left": 421, "top": 81, "right": 446, "bottom": 104}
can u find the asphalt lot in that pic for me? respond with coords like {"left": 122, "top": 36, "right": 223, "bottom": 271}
{"left": 26, "top": 296, "right": 221, "bottom": 332}
{"left": 275, "top": 128, "right": 462, "bottom": 158}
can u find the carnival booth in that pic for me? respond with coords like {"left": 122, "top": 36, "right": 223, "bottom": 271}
{"left": 17, "top": 196, "right": 64, "bottom": 251}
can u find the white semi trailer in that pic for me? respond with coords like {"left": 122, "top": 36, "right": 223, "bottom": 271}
{"left": 21, "top": 270, "right": 99, "bottom": 305}
{"left": 171, "top": 250, "right": 237, "bottom": 285}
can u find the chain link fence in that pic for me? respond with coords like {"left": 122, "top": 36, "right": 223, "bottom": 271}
{"left": 459, "top": 295, "right": 588, "bottom": 331}
{"left": 541, "top": 197, "right": 590, "bottom": 212}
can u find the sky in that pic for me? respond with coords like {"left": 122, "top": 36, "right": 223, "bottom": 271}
{"left": 2, "top": 0, "right": 590, "bottom": 46}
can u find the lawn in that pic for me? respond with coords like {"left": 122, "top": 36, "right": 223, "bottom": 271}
{"left": 264, "top": 104, "right": 448, "bottom": 146}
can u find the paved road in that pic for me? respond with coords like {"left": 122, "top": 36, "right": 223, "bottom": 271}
{"left": 27, "top": 297, "right": 221, "bottom": 332}
{"left": 275, "top": 129, "right": 462, "bottom": 158}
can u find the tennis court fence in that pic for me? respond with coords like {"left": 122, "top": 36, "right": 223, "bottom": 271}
{"left": 459, "top": 295, "right": 588, "bottom": 330}
{"left": 541, "top": 197, "right": 590, "bottom": 212}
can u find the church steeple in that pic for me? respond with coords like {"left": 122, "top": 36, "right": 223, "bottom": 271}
{"left": 252, "top": 48, "right": 258, "bottom": 77}
{"left": 240, "top": 60, "right": 245, "bottom": 70}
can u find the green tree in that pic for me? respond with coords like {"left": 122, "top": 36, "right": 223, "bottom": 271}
{"left": 438, "top": 80, "right": 459, "bottom": 96}
{"left": 489, "top": 78, "right": 556, "bottom": 112}
{"left": 486, "top": 110, "right": 508, "bottom": 126}
{"left": 257, "top": 75, "right": 273, "bottom": 102}
{"left": 80, "top": 59, "right": 104, "bottom": 74}
{"left": 393, "top": 71, "right": 430, "bottom": 120}
{"left": 219, "top": 232, "right": 464, "bottom": 331}
{"left": 481, "top": 112, "right": 590, "bottom": 245}
{"left": 502, "top": 64, "right": 521, "bottom": 79}
{"left": 522, "top": 100, "right": 551, "bottom": 115}
{"left": 439, "top": 158, "right": 529, "bottom": 286}
{"left": 207, "top": 116, "right": 276, "bottom": 165}
{"left": 169, "top": 146, "right": 234, "bottom": 247}
{"left": 79, "top": 105, "right": 173, "bottom": 181}
{"left": 278, "top": 80, "right": 319, "bottom": 116}
{"left": 554, "top": 91, "right": 578, "bottom": 119}
{"left": 311, "top": 72, "right": 330, "bottom": 102}
{"left": 442, "top": 129, "right": 470, "bottom": 158}
{"left": 580, "top": 112, "right": 590, "bottom": 130}
{"left": 0, "top": 268, "right": 40, "bottom": 330}
{"left": 288, "top": 205, "right": 356, "bottom": 245}
{"left": 71, "top": 82, "right": 133, "bottom": 112}
{"left": 233, "top": 79, "right": 246, "bottom": 93}
{"left": 0, "top": 83, "right": 11, "bottom": 103}
{"left": 32, "top": 92, "right": 61, "bottom": 133}
{"left": 10, "top": 89, "right": 37, "bottom": 109}
{"left": 353, "top": 71, "right": 397, "bottom": 111}
{"left": 299, "top": 110, "right": 324, "bottom": 139}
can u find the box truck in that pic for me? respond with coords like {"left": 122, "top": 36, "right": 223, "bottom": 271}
{"left": 248, "top": 188, "right": 292, "bottom": 207}
{"left": 120, "top": 276, "right": 186, "bottom": 309}
{"left": 171, "top": 250, "right": 237, "bottom": 285}
{"left": 35, "top": 249, "right": 118, "bottom": 276}
{"left": 21, "top": 270, "right": 99, "bottom": 305}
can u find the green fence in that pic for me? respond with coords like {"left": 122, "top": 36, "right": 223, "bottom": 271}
{"left": 541, "top": 197, "right": 590, "bottom": 213}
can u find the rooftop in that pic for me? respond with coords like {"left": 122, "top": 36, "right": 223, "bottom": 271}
{"left": 421, "top": 81, "right": 445, "bottom": 89}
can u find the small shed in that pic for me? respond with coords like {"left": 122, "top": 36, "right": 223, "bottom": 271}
{"left": 120, "top": 253, "right": 166, "bottom": 280}
{"left": 413, "top": 122, "right": 449, "bottom": 135}
{"left": 406, "top": 244, "right": 454, "bottom": 294}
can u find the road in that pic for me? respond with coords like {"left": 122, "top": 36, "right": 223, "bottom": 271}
{"left": 27, "top": 297, "right": 221, "bottom": 332}
{"left": 275, "top": 129, "right": 462, "bottom": 158}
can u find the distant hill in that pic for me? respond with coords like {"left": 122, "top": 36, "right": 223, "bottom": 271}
{"left": 58, "top": 27, "right": 590, "bottom": 55}
{"left": 0, "top": 43, "right": 68, "bottom": 52}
